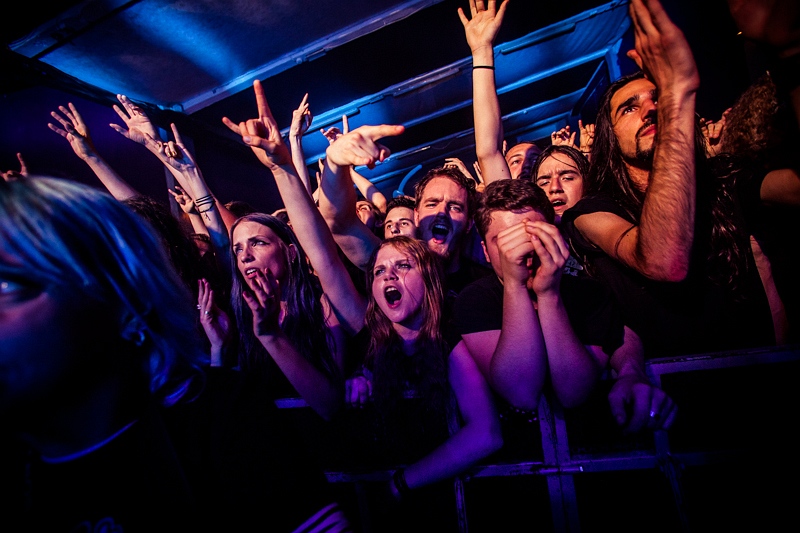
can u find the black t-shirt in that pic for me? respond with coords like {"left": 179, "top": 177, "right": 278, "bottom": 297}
{"left": 451, "top": 271, "right": 625, "bottom": 357}
{"left": 443, "top": 255, "right": 494, "bottom": 347}
{"left": 560, "top": 194, "right": 774, "bottom": 358}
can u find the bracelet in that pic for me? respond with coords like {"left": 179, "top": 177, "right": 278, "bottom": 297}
{"left": 392, "top": 468, "right": 411, "bottom": 498}
{"left": 197, "top": 203, "right": 216, "bottom": 214}
{"left": 472, "top": 65, "right": 495, "bottom": 71}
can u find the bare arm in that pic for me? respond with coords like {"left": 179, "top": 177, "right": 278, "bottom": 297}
{"left": 576, "top": 0, "right": 700, "bottom": 282}
{"left": 168, "top": 185, "right": 209, "bottom": 236}
{"left": 350, "top": 167, "right": 387, "bottom": 214}
{"left": 462, "top": 220, "right": 547, "bottom": 410}
{"left": 222, "top": 80, "right": 370, "bottom": 335}
{"left": 458, "top": 0, "right": 512, "bottom": 184}
{"left": 48, "top": 102, "right": 139, "bottom": 200}
{"left": 288, "top": 93, "right": 314, "bottom": 196}
{"left": 318, "top": 126, "right": 404, "bottom": 271}
{"left": 528, "top": 222, "right": 605, "bottom": 408}
{"left": 401, "top": 340, "right": 503, "bottom": 492}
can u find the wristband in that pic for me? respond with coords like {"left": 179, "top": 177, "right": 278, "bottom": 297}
{"left": 472, "top": 65, "right": 495, "bottom": 71}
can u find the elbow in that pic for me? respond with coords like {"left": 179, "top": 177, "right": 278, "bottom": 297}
{"left": 474, "top": 421, "right": 504, "bottom": 459}
{"left": 650, "top": 263, "right": 689, "bottom": 283}
{"left": 639, "top": 255, "right": 690, "bottom": 283}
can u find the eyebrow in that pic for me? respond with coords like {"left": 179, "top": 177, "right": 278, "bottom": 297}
{"left": 614, "top": 88, "right": 657, "bottom": 118}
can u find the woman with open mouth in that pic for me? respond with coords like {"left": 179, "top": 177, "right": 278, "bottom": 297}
{"left": 341, "top": 236, "right": 502, "bottom": 531}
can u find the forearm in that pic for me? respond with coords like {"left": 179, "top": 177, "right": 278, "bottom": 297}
{"left": 257, "top": 331, "right": 343, "bottom": 420}
{"left": 471, "top": 46, "right": 511, "bottom": 184}
{"left": 270, "top": 163, "right": 367, "bottom": 332}
{"left": 403, "top": 420, "right": 498, "bottom": 490}
{"left": 289, "top": 134, "right": 313, "bottom": 196}
{"left": 187, "top": 212, "right": 209, "bottom": 236}
{"left": 637, "top": 90, "right": 697, "bottom": 280}
{"left": 319, "top": 162, "right": 381, "bottom": 271}
{"left": 536, "top": 293, "right": 603, "bottom": 408}
{"left": 609, "top": 326, "right": 648, "bottom": 382}
{"left": 81, "top": 154, "right": 139, "bottom": 200}
{"left": 490, "top": 284, "right": 547, "bottom": 410}
{"left": 179, "top": 169, "right": 228, "bottom": 253}
{"left": 351, "top": 168, "right": 386, "bottom": 213}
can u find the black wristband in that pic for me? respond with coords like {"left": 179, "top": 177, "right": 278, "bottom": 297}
{"left": 472, "top": 65, "right": 495, "bottom": 71}
{"left": 392, "top": 468, "right": 411, "bottom": 498}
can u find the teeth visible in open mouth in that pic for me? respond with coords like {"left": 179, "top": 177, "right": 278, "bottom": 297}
{"left": 385, "top": 287, "right": 401, "bottom": 304}
{"left": 552, "top": 200, "right": 565, "bottom": 207}
{"left": 432, "top": 224, "right": 448, "bottom": 237}
{"left": 245, "top": 268, "right": 258, "bottom": 275}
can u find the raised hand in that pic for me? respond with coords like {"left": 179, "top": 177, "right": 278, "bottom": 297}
{"left": 290, "top": 93, "right": 313, "bottom": 138}
{"left": 48, "top": 102, "right": 99, "bottom": 160}
{"left": 320, "top": 114, "right": 350, "bottom": 145}
{"left": 550, "top": 125, "right": 577, "bottom": 148}
{"left": 578, "top": 119, "right": 595, "bottom": 158}
{"left": 198, "top": 278, "right": 231, "bottom": 366}
{"left": 699, "top": 108, "right": 729, "bottom": 157}
{"left": 458, "top": 0, "right": 509, "bottom": 53}
{"left": 444, "top": 157, "right": 476, "bottom": 181}
{"left": 242, "top": 267, "right": 283, "bottom": 338}
{"left": 1, "top": 152, "right": 28, "bottom": 181}
{"left": 626, "top": 0, "right": 699, "bottom": 94}
{"left": 325, "top": 124, "right": 405, "bottom": 170}
{"left": 111, "top": 94, "right": 163, "bottom": 147}
{"left": 222, "top": 79, "right": 292, "bottom": 168}
{"left": 168, "top": 184, "right": 197, "bottom": 215}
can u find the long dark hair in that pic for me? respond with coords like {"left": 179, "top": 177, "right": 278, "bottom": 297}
{"left": 364, "top": 237, "right": 449, "bottom": 415}
{"left": 229, "top": 213, "right": 338, "bottom": 379}
{"left": 589, "top": 71, "right": 752, "bottom": 294}
{"left": 586, "top": 71, "right": 648, "bottom": 220}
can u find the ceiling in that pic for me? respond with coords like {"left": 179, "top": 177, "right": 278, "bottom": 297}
{"left": 0, "top": 0, "right": 752, "bottom": 208}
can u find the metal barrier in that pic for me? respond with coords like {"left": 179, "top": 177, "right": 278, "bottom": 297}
{"left": 278, "top": 344, "right": 800, "bottom": 532}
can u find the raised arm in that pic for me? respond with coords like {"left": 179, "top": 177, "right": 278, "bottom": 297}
{"left": 222, "top": 80, "right": 369, "bottom": 334}
{"left": 458, "top": 0, "right": 512, "bottom": 184}
{"left": 576, "top": 0, "right": 700, "bottom": 282}
{"left": 168, "top": 185, "right": 209, "bottom": 237}
{"left": 350, "top": 167, "right": 387, "bottom": 214}
{"left": 288, "top": 93, "right": 314, "bottom": 197}
{"left": 110, "top": 94, "right": 239, "bottom": 231}
{"left": 318, "top": 124, "right": 404, "bottom": 270}
{"left": 394, "top": 340, "right": 502, "bottom": 497}
{"left": 48, "top": 102, "right": 139, "bottom": 200}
